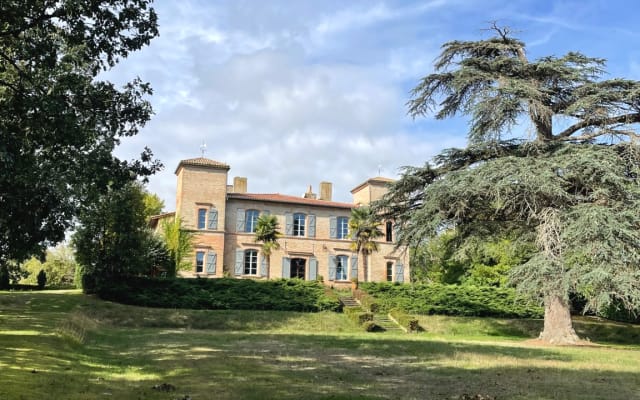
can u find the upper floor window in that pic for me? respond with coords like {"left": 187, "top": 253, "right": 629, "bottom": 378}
{"left": 386, "top": 221, "right": 393, "bottom": 242}
{"left": 336, "top": 255, "right": 349, "bottom": 281}
{"left": 245, "top": 209, "right": 260, "bottom": 233}
{"left": 196, "top": 251, "right": 205, "bottom": 273}
{"left": 244, "top": 249, "right": 258, "bottom": 275}
{"left": 337, "top": 217, "right": 349, "bottom": 239}
{"left": 293, "top": 213, "right": 305, "bottom": 236}
{"left": 197, "top": 208, "right": 207, "bottom": 229}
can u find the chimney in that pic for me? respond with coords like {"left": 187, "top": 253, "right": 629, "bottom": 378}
{"left": 303, "top": 185, "right": 317, "bottom": 199}
{"left": 233, "top": 177, "right": 247, "bottom": 193}
{"left": 319, "top": 181, "right": 332, "bottom": 201}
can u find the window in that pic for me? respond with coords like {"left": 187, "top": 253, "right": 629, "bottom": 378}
{"left": 386, "top": 262, "right": 393, "bottom": 281}
{"left": 244, "top": 249, "right": 258, "bottom": 275}
{"left": 197, "top": 208, "right": 207, "bottom": 229}
{"left": 336, "top": 255, "right": 348, "bottom": 281}
{"left": 293, "top": 213, "right": 305, "bottom": 236}
{"left": 386, "top": 221, "right": 393, "bottom": 242}
{"left": 245, "top": 209, "right": 259, "bottom": 233}
{"left": 196, "top": 251, "right": 205, "bottom": 273}
{"left": 337, "top": 217, "right": 349, "bottom": 239}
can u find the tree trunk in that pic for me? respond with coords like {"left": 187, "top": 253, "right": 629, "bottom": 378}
{"left": 538, "top": 294, "right": 580, "bottom": 345}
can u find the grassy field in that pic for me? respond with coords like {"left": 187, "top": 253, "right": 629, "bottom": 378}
{"left": 1, "top": 290, "right": 639, "bottom": 399}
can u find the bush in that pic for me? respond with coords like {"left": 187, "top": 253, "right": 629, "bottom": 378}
{"left": 389, "top": 308, "right": 420, "bottom": 332}
{"left": 343, "top": 306, "right": 374, "bottom": 325}
{"left": 353, "top": 289, "right": 380, "bottom": 313}
{"left": 36, "top": 270, "right": 47, "bottom": 289}
{"left": 93, "top": 277, "right": 341, "bottom": 312}
{"left": 359, "top": 282, "right": 543, "bottom": 319}
{"left": 362, "top": 321, "right": 384, "bottom": 332}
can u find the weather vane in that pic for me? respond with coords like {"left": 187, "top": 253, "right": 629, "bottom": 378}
{"left": 200, "top": 141, "right": 207, "bottom": 157}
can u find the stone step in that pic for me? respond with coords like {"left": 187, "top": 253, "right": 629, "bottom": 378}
{"left": 339, "top": 297, "right": 360, "bottom": 308}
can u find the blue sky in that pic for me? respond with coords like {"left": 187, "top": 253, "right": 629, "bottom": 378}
{"left": 106, "top": 0, "right": 640, "bottom": 206}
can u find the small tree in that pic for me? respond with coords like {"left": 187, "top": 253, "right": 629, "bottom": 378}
{"left": 36, "top": 270, "right": 47, "bottom": 290}
{"left": 254, "top": 214, "right": 281, "bottom": 279}
{"left": 160, "top": 217, "right": 194, "bottom": 277}
{"left": 348, "top": 207, "right": 383, "bottom": 282}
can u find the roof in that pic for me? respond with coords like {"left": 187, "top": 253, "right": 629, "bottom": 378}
{"left": 350, "top": 176, "right": 395, "bottom": 194}
{"left": 148, "top": 211, "right": 175, "bottom": 229}
{"left": 174, "top": 157, "right": 231, "bottom": 174}
{"left": 228, "top": 193, "right": 354, "bottom": 209}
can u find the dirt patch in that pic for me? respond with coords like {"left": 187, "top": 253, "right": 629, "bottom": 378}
{"left": 523, "top": 338, "right": 601, "bottom": 347}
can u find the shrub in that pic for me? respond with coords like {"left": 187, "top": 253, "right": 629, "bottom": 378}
{"left": 94, "top": 277, "right": 341, "bottom": 312}
{"left": 36, "top": 270, "right": 47, "bottom": 289}
{"left": 344, "top": 306, "right": 374, "bottom": 325}
{"left": 362, "top": 321, "right": 384, "bottom": 332}
{"left": 353, "top": 289, "right": 380, "bottom": 313}
{"left": 359, "top": 282, "right": 543, "bottom": 319}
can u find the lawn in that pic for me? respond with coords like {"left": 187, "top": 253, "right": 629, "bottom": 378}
{"left": 1, "top": 290, "right": 639, "bottom": 399}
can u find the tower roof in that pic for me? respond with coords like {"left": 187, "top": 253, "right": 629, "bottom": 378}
{"left": 174, "top": 157, "right": 230, "bottom": 174}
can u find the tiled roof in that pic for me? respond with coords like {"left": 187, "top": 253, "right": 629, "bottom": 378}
{"left": 174, "top": 157, "right": 230, "bottom": 174}
{"left": 350, "top": 176, "right": 395, "bottom": 194}
{"left": 228, "top": 193, "right": 354, "bottom": 209}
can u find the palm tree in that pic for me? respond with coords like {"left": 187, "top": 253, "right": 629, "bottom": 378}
{"left": 160, "top": 217, "right": 194, "bottom": 277}
{"left": 254, "top": 214, "right": 281, "bottom": 278}
{"left": 349, "top": 206, "right": 383, "bottom": 282}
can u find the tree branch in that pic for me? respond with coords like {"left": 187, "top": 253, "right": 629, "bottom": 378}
{"left": 555, "top": 113, "right": 640, "bottom": 139}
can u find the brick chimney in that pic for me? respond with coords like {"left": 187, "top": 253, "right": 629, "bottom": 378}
{"left": 233, "top": 177, "right": 247, "bottom": 193}
{"left": 319, "top": 181, "right": 332, "bottom": 201}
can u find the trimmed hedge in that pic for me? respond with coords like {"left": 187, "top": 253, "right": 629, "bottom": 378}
{"left": 95, "top": 277, "right": 341, "bottom": 312}
{"left": 353, "top": 289, "right": 380, "bottom": 313}
{"left": 389, "top": 308, "right": 420, "bottom": 332}
{"left": 360, "top": 282, "right": 543, "bottom": 319}
{"left": 343, "top": 306, "right": 374, "bottom": 325}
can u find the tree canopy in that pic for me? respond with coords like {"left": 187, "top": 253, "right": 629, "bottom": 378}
{"left": 377, "top": 26, "right": 640, "bottom": 344}
{"left": 0, "top": 0, "right": 161, "bottom": 267}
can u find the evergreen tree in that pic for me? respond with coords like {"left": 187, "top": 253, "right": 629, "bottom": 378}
{"left": 377, "top": 26, "right": 640, "bottom": 344}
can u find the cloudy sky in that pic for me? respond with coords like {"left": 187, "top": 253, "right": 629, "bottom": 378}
{"left": 105, "top": 0, "right": 640, "bottom": 207}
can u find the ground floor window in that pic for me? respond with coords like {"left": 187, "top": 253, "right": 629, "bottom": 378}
{"left": 196, "top": 251, "right": 205, "bottom": 273}
{"left": 244, "top": 249, "right": 258, "bottom": 275}
{"left": 290, "top": 258, "right": 306, "bottom": 279}
{"left": 386, "top": 261, "right": 393, "bottom": 281}
{"left": 336, "top": 255, "right": 348, "bottom": 281}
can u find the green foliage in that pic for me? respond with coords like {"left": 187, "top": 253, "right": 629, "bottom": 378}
{"left": 159, "top": 217, "right": 194, "bottom": 277}
{"left": 142, "top": 192, "right": 165, "bottom": 221}
{"left": 73, "top": 182, "right": 160, "bottom": 289}
{"left": 343, "top": 306, "right": 374, "bottom": 325}
{"left": 95, "top": 277, "right": 342, "bottom": 312}
{"left": 254, "top": 214, "right": 281, "bottom": 278}
{"left": 389, "top": 309, "right": 420, "bottom": 332}
{"left": 0, "top": 0, "right": 161, "bottom": 268}
{"left": 353, "top": 289, "right": 380, "bottom": 313}
{"left": 361, "top": 282, "right": 543, "bottom": 319}
{"left": 21, "top": 245, "right": 77, "bottom": 287}
{"left": 349, "top": 206, "right": 383, "bottom": 281}
{"left": 36, "top": 270, "right": 46, "bottom": 290}
{"left": 0, "top": 264, "right": 9, "bottom": 289}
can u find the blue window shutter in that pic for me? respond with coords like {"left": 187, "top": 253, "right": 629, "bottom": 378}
{"left": 395, "top": 262, "right": 404, "bottom": 283}
{"left": 236, "top": 208, "right": 245, "bottom": 232}
{"left": 234, "top": 249, "right": 243, "bottom": 276}
{"left": 309, "top": 258, "right": 318, "bottom": 281}
{"left": 285, "top": 212, "right": 293, "bottom": 235}
{"left": 206, "top": 251, "right": 216, "bottom": 274}
{"left": 307, "top": 214, "right": 316, "bottom": 238}
{"left": 260, "top": 254, "right": 267, "bottom": 277}
{"left": 282, "top": 257, "right": 291, "bottom": 278}
{"left": 350, "top": 255, "right": 358, "bottom": 280}
{"left": 208, "top": 208, "right": 218, "bottom": 230}
{"left": 328, "top": 256, "right": 336, "bottom": 281}
{"left": 329, "top": 216, "right": 337, "bottom": 239}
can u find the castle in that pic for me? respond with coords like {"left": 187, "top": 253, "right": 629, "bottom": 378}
{"left": 150, "top": 157, "right": 409, "bottom": 285}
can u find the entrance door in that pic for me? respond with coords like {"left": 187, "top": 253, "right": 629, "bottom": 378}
{"left": 290, "top": 258, "right": 306, "bottom": 279}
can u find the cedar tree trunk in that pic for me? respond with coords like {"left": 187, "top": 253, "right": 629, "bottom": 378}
{"left": 539, "top": 294, "right": 580, "bottom": 345}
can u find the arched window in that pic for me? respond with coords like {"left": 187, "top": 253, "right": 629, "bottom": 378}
{"left": 245, "top": 209, "right": 260, "bottom": 233}
{"left": 293, "top": 213, "right": 306, "bottom": 236}
{"left": 244, "top": 249, "right": 258, "bottom": 275}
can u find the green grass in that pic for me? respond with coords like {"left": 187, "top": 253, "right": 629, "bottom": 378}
{"left": 1, "top": 290, "right": 640, "bottom": 399}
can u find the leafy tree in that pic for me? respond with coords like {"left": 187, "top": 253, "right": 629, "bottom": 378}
{"left": 254, "top": 214, "right": 281, "bottom": 279}
{"left": 21, "top": 244, "right": 77, "bottom": 287}
{"left": 36, "top": 270, "right": 47, "bottom": 289}
{"left": 160, "top": 217, "right": 194, "bottom": 277}
{"left": 378, "top": 26, "right": 640, "bottom": 344}
{"left": 0, "top": 0, "right": 161, "bottom": 270}
{"left": 349, "top": 207, "right": 383, "bottom": 282}
{"left": 143, "top": 191, "right": 165, "bottom": 221}
{"left": 73, "top": 182, "right": 158, "bottom": 290}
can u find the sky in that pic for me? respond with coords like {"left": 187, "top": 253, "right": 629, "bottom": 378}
{"left": 104, "top": 0, "right": 640, "bottom": 208}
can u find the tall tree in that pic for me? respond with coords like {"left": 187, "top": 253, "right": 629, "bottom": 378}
{"left": 254, "top": 214, "right": 281, "bottom": 279}
{"left": 143, "top": 191, "right": 165, "bottom": 222}
{"left": 0, "top": 0, "right": 161, "bottom": 268}
{"left": 160, "top": 217, "right": 194, "bottom": 277}
{"left": 349, "top": 207, "right": 383, "bottom": 282}
{"left": 377, "top": 26, "right": 640, "bottom": 344}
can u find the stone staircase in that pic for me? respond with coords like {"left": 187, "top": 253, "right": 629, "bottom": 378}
{"left": 339, "top": 296, "right": 360, "bottom": 308}
{"left": 339, "top": 296, "right": 404, "bottom": 333}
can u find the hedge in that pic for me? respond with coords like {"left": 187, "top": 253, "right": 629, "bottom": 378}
{"left": 94, "top": 276, "right": 341, "bottom": 312}
{"left": 360, "top": 282, "right": 543, "bottom": 319}
{"left": 389, "top": 308, "right": 420, "bottom": 332}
